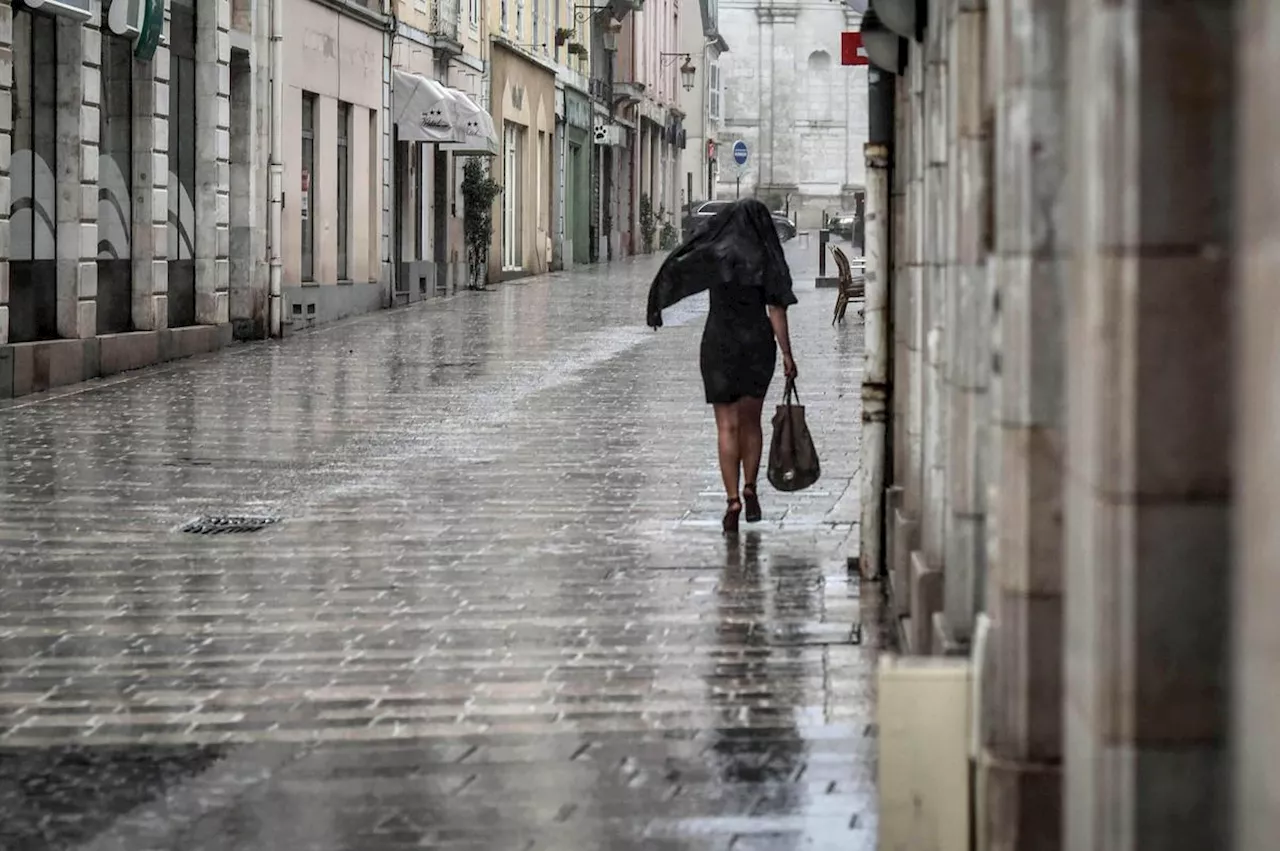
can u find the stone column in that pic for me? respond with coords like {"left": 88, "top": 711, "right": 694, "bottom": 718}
{"left": 0, "top": 0, "right": 11, "bottom": 346}
{"left": 764, "top": 6, "right": 797, "bottom": 192}
{"left": 1235, "top": 2, "right": 1278, "bottom": 849}
{"left": 754, "top": 7, "right": 776, "bottom": 190}
{"left": 910, "top": 0, "right": 949, "bottom": 653}
{"left": 937, "top": 0, "right": 990, "bottom": 653}
{"left": 978, "top": 0, "right": 1067, "bottom": 846}
{"left": 56, "top": 18, "right": 97, "bottom": 339}
{"left": 1063, "top": 2, "right": 1235, "bottom": 849}
{"left": 132, "top": 33, "right": 168, "bottom": 330}
{"left": 195, "top": 0, "right": 230, "bottom": 324}
{"left": 891, "top": 37, "right": 926, "bottom": 632}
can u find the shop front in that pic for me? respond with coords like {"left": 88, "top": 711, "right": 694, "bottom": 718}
{"left": 390, "top": 65, "right": 497, "bottom": 300}
{"left": 1, "top": 0, "right": 233, "bottom": 400}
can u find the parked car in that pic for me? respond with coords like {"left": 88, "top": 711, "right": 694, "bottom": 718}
{"left": 682, "top": 200, "right": 797, "bottom": 243}
{"left": 828, "top": 212, "right": 857, "bottom": 240}
{"left": 681, "top": 199, "right": 733, "bottom": 241}
{"left": 771, "top": 212, "right": 797, "bottom": 242}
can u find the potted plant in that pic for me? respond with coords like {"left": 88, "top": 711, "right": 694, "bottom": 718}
{"left": 461, "top": 158, "right": 503, "bottom": 290}
{"left": 658, "top": 205, "right": 677, "bottom": 250}
{"left": 639, "top": 193, "right": 657, "bottom": 254}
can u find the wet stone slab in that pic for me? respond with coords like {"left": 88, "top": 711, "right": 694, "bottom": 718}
{"left": 0, "top": 244, "right": 880, "bottom": 849}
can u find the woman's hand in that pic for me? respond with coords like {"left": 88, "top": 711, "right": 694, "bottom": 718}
{"left": 783, "top": 353, "right": 798, "bottom": 380}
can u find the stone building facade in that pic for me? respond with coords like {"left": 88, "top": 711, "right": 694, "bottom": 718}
{"left": 0, "top": 0, "right": 236, "bottom": 399}
{"left": 860, "top": 0, "right": 1280, "bottom": 848}
{"left": 716, "top": 0, "right": 866, "bottom": 226}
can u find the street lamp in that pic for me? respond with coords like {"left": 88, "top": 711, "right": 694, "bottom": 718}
{"left": 659, "top": 52, "right": 697, "bottom": 92}
{"left": 602, "top": 17, "right": 621, "bottom": 51}
{"left": 573, "top": 4, "right": 621, "bottom": 51}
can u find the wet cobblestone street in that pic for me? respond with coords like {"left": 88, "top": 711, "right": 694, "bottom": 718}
{"left": 0, "top": 244, "right": 878, "bottom": 850}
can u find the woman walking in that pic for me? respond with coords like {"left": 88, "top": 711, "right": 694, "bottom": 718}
{"left": 647, "top": 198, "right": 799, "bottom": 534}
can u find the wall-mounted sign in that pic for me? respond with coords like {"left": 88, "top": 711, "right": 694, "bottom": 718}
{"left": 841, "top": 31, "right": 869, "bottom": 66}
{"left": 134, "top": 0, "right": 164, "bottom": 60}
{"left": 300, "top": 169, "right": 310, "bottom": 221}
{"left": 19, "top": 0, "right": 93, "bottom": 23}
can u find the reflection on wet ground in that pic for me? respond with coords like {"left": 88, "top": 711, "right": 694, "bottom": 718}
{"left": 0, "top": 247, "right": 881, "bottom": 850}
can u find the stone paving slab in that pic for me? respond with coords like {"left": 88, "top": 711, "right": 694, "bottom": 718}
{"left": 0, "top": 244, "right": 877, "bottom": 850}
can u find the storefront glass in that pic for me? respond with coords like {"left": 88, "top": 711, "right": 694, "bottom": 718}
{"left": 168, "top": 0, "right": 198, "bottom": 327}
{"left": 98, "top": 29, "right": 134, "bottom": 334}
{"left": 9, "top": 10, "right": 58, "bottom": 343}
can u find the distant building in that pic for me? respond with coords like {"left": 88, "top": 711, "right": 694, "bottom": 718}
{"left": 716, "top": 0, "right": 867, "bottom": 227}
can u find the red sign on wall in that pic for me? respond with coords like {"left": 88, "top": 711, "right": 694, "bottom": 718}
{"left": 841, "top": 31, "right": 869, "bottom": 66}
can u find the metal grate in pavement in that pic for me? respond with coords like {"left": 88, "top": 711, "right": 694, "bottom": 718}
{"left": 178, "top": 515, "right": 282, "bottom": 535}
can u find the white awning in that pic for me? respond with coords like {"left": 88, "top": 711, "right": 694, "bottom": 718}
{"left": 391, "top": 70, "right": 459, "bottom": 144}
{"left": 438, "top": 89, "right": 500, "bottom": 157}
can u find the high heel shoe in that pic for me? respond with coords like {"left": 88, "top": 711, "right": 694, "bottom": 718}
{"left": 723, "top": 497, "right": 742, "bottom": 534}
{"left": 743, "top": 483, "right": 762, "bottom": 523}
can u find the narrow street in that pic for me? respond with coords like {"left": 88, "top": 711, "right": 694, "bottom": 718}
{"left": 0, "top": 244, "right": 878, "bottom": 851}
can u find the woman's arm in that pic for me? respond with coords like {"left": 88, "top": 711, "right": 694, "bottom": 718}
{"left": 768, "top": 305, "right": 798, "bottom": 379}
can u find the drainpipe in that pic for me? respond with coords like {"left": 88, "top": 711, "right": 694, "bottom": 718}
{"left": 858, "top": 65, "right": 894, "bottom": 580}
{"left": 268, "top": 0, "right": 285, "bottom": 337}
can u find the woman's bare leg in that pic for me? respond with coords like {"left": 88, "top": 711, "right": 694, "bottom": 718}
{"left": 738, "top": 396, "right": 766, "bottom": 489}
{"left": 713, "top": 402, "right": 742, "bottom": 501}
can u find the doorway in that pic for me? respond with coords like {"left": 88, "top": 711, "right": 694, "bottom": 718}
{"left": 502, "top": 122, "right": 522, "bottom": 271}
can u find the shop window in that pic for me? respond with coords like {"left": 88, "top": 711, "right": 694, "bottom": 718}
{"left": 301, "top": 91, "right": 316, "bottom": 282}
{"left": 337, "top": 101, "right": 351, "bottom": 281}
{"left": 98, "top": 31, "right": 134, "bottom": 335}
{"left": 9, "top": 10, "right": 58, "bottom": 344}
{"left": 168, "top": 0, "right": 198, "bottom": 327}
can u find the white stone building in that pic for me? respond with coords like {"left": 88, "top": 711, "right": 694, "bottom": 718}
{"left": 677, "top": 0, "right": 727, "bottom": 208}
{"left": 716, "top": 0, "right": 866, "bottom": 226}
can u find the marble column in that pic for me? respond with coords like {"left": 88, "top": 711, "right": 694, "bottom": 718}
{"left": 132, "top": 29, "right": 169, "bottom": 329}
{"left": 1063, "top": 2, "right": 1235, "bottom": 849}
{"left": 910, "top": 0, "right": 950, "bottom": 653}
{"left": 1235, "top": 1, "right": 1279, "bottom": 848}
{"left": 56, "top": 17, "right": 97, "bottom": 339}
{"left": 0, "top": 0, "right": 11, "bottom": 346}
{"left": 195, "top": 0, "right": 230, "bottom": 325}
{"left": 937, "top": 0, "right": 990, "bottom": 653}
{"left": 978, "top": 0, "right": 1067, "bottom": 846}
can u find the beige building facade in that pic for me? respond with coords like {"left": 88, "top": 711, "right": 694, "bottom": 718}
{"left": 487, "top": 41, "right": 557, "bottom": 278}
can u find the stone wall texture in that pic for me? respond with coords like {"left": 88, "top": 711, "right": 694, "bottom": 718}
{"left": 878, "top": 0, "right": 1253, "bottom": 849}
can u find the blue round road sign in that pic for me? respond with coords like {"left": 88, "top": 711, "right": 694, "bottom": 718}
{"left": 733, "top": 140, "right": 748, "bottom": 166}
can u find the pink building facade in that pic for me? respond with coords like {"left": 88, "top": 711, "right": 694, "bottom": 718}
{"left": 616, "top": 0, "right": 686, "bottom": 254}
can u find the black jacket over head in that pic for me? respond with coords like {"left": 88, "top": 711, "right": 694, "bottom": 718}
{"left": 646, "top": 198, "right": 794, "bottom": 329}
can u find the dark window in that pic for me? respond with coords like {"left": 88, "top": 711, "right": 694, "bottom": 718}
{"left": 337, "top": 101, "right": 350, "bottom": 281}
{"left": 9, "top": 10, "right": 58, "bottom": 343}
{"left": 301, "top": 92, "right": 316, "bottom": 282}
{"left": 168, "top": 0, "right": 198, "bottom": 327}
{"left": 98, "top": 32, "right": 134, "bottom": 334}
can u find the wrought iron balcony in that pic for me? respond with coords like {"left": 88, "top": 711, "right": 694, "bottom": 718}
{"left": 430, "top": 0, "right": 461, "bottom": 46}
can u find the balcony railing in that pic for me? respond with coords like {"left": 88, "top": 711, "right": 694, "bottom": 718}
{"left": 430, "top": 0, "right": 461, "bottom": 42}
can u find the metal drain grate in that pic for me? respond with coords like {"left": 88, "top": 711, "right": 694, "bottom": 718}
{"left": 179, "top": 515, "right": 281, "bottom": 535}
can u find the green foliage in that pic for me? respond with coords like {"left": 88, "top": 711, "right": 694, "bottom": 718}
{"left": 639, "top": 193, "right": 658, "bottom": 254}
{"left": 658, "top": 205, "right": 677, "bottom": 250}
{"left": 462, "top": 158, "right": 503, "bottom": 290}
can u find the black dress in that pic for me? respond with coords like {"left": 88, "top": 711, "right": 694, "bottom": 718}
{"left": 699, "top": 261, "right": 797, "bottom": 404}
{"left": 646, "top": 199, "right": 798, "bottom": 404}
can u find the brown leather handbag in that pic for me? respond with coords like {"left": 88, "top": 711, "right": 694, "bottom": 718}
{"left": 767, "top": 378, "right": 821, "bottom": 492}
